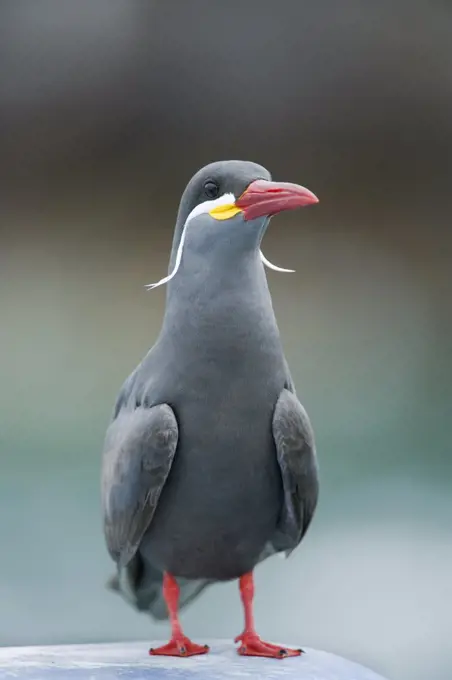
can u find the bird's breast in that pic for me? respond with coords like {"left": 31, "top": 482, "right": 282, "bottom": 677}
{"left": 142, "top": 329, "right": 286, "bottom": 580}
{"left": 140, "top": 276, "right": 287, "bottom": 578}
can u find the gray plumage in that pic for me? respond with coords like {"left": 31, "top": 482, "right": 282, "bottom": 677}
{"left": 101, "top": 160, "right": 319, "bottom": 620}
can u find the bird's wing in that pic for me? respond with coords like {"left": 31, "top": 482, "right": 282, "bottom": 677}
{"left": 106, "top": 556, "right": 212, "bottom": 620}
{"left": 101, "top": 403, "right": 178, "bottom": 569}
{"left": 271, "top": 387, "right": 319, "bottom": 554}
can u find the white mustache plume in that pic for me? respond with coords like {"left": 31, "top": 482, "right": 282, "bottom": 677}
{"left": 145, "top": 197, "right": 294, "bottom": 291}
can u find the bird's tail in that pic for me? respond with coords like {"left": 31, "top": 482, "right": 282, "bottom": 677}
{"left": 106, "top": 555, "right": 211, "bottom": 621}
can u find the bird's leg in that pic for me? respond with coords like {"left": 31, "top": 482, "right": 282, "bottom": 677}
{"left": 234, "top": 572, "right": 303, "bottom": 659}
{"left": 149, "top": 573, "right": 209, "bottom": 657}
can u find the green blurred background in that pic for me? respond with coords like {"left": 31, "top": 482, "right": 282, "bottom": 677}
{"left": 1, "top": 2, "right": 451, "bottom": 679}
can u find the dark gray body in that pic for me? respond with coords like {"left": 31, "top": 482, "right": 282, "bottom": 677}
{"left": 140, "top": 250, "right": 286, "bottom": 580}
{"left": 101, "top": 160, "right": 319, "bottom": 619}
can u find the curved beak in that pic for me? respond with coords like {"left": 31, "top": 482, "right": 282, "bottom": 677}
{"left": 235, "top": 179, "right": 319, "bottom": 221}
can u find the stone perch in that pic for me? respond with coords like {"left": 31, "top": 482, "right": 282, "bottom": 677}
{"left": 0, "top": 640, "right": 388, "bottom": 679}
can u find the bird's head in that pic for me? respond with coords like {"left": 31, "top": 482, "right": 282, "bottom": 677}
{"left": 147, "top": 160, "right": 318, "bottom": 290}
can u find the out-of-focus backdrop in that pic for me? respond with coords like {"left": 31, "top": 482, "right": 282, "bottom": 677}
{"left": 1, "top": 2, "right": 451, "bottom": 679}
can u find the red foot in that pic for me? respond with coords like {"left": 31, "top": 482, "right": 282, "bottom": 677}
{"left": 149, "top": 635, "right": 209, "bottom": 657}
{"left": 234, "top": 632, "right": 303, "bottom": 659}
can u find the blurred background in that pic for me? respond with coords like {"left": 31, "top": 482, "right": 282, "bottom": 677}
{"left": 1, "top": 1, "right": 451, "bottom": 679}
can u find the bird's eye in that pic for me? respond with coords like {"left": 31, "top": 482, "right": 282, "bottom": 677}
{"left": 204, "top": 181, "right": 220, "bottom": 199}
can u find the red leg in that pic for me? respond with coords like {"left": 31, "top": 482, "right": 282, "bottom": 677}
{"left": 149, "top": 573, "right": 209, "bottom": 657}
{"left": 234, "top": 572, "right": 303, "bottom": 659}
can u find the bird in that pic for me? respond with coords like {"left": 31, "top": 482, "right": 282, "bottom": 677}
{"left": 101, "top": 160, "right": 320, "bottom": 659}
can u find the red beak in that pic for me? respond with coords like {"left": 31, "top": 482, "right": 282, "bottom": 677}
{"left": 236, "top": 179, "right": 319, "bottom": 221}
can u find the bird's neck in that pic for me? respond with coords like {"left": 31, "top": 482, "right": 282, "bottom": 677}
{"left": 159, "top": 248, "right": 281, "bottom": 350}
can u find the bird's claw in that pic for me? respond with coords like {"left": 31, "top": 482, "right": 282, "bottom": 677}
{"left": 149, "top": 636, "right": 209, "bottom": 657}
{"left": 235, "top": 631, "right": 303, "bottom": 659}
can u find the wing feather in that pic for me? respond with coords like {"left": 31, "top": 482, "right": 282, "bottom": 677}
{"left": 101, "top": 403, "right": 178, "bottom": 569}
{"left": 271, "top": 388, "right": 319, "bottom": 554}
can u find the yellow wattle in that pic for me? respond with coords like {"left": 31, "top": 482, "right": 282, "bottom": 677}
{"left": 209, "top": 203, "right": 242, "bottom": 221}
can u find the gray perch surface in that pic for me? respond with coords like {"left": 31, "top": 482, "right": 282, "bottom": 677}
{"left": 0, "top": 640, "right": 388, "bottom": 679}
